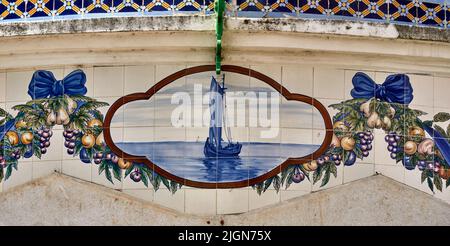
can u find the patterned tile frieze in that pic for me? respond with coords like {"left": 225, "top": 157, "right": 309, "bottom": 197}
{"left": 0, "top": 0, "right": 447, "bottom": 28}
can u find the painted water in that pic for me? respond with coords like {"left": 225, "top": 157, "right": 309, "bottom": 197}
{"left": 117, "top": 142, "right": 320, "bottom": 183}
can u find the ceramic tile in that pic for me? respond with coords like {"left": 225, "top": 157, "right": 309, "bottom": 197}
{"left": 344, "top": 70, "right": 376, "bottom": 100}
{"left": 3, "top": 162, "right": 32, "bottom": 191}
{"left": 250, "top": 65, "right": 282, "bottom": 88}
{"left": 5, "top": 70, "right": 35, "bottom": 102}
{"left": 0, "top": 73, "right": 5, "bottom": 102}
{"left": 122, "top": 189, "right": 154, "bottom": 202}
{"left": 153, "top": 187, "right": 185, "bottom": 213}
{"left": 313, "top": 67, "right": 345, "bottom": 100}
{"left": 155, "top": 64, "right": 186, "bottom": 82}
{"left": 375, "top": 164, "right": 405, "bottom": 183}
{"left": 404, "top": 168, "right": 434, "bottom": 195}
{"left": 280, "top": 189, "right": 310, "bottom": 202}
{"left": 216, "top": 188, "right": 250, "bottom": 214}
{"left": 282, "top": 65, "right": 313, "bottom": 95}
{"left": 96, "top": 97, "right": 123, "bottom": 128}
{"left": 249, "top": 189, "right": 281, "bottom": 211}
{"left": 32, "top": 160, "right": 60, "bottom": 180}
{"left": 409, "top": 74, "right": 434, "bottom": 107}
{"left": 61, "top": 159, "right": 92, "bottom": 182}
{"left": 185, "top": 188, "right": 217, "bottom": 215}
{"left": 93, "top": 66, "right": 124, "bottom": 97}
{"left": 343, "top": 163, "right": 375, "bottom": 183}
{"left": 124, "top": 65, "right": 156, "bottom": 94}
{"left": 434, "top": 76, "right": 450, "bottom": 109}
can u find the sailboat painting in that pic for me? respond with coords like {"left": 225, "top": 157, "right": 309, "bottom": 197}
{"left": 204, "top": 76, "right": 242, "bottom": 158}
{"left": 108, "top": 68, "right": 329, "bottom": 186}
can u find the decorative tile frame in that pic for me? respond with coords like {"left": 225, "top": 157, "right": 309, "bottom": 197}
{"left": 0, "top": 0, "right": 447, "bottom": 28}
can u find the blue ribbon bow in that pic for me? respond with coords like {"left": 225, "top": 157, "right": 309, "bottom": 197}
{"left": 423, "top": 125, "right": 450, "bottom": 168}
{"left": 27, "top": 69, "right": 87, "bottom": 99}
{"left": 350, "top": 72, "right": 414, "bottom": 105}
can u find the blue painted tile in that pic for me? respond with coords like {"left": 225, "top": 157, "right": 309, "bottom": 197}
{"left": 299, "top": 0, "right": 327, "bottom": 15}
{"left": 329, "top": 0, "right": 359, "bottom": 17}
{"left": 54, "top": 0, "right": 83, "bottom": 16}
{"left": 237, "top": 0, "right": 266, "bottom": 12}
{"left": 389, "top": 0, "right": 417, "bottom": 24}
{"left": 27, "top": 0, "right": 53, "bottom": 18}
{"left": 143, "top": 0, "right": 172, "bottom": 11}
{"left": 267, "top": 0, "right": 297, "bottom": 13}
{"left": 0, "top": 0, "right": 27, "bottom": 20}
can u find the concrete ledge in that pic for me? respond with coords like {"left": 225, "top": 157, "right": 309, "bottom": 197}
{"left": 0, "top": 15, "right": 448, "bottom": 43}
{"left": 0, "top": 173, "right": 449, "bottom": 225}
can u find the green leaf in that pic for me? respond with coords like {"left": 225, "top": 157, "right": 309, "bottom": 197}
{"left": 446, "top": 178, "right": 450, "bottom": 188}
{"left": 112, "top": 163, "right": 121, "bottom": 181}
{"left": 273, "top": 175, "right": 281, "bottom": 192}
{"left": 4, "top": 164, "right": 13, "bottom": 180}
{"left": 124, "top": 165, "right": 134, "bottom": 178}
{"left": 312, "top": 165, "right": 324, "bottom": 184}
{"left": 434, "top": 112, "right": 450, "bottom": 123}
{"left": 281, "top": 166, "right": 294, "bottom": 185}
{"left": 161, "top": 176, "right": 171, "bottom": 190}
{"left": 98, "top": 162, "right": 106, "bottom": 175}
{"left": 320, "top": 168, "right": 331, "bottom": 187}
{"left": 105, "top": 166, "right": 113, "bottom": 184}
{"left": 0, "top": 168, "right": 3, "bottom": 181}
{"left": 299, "top": 165, "right": 310, "bottom": 181}
{"left": 329, "top": 163, "right": 338, "bottom": 178}
{"left": 152, "top": 175, "right": 161, "bottom": 191}
{"left": 421, "top": 171, "right": 427, "bottom": 184}
{"left": 170, "top": 181, "right": 178, "bottom": 194}
{"left": 140, "top": 169, "right": 149, "bottom": 187}
{"left": 427, "top": 177, "right": 434, "bottom": 193}
{"left": 263, "top": 177, "right": 273, "bottom": 192}
{"left": 434, "top": 175, "right": 443, "bottom": 192}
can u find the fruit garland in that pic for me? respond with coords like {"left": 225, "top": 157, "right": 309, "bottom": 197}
{"left": 0, "top": 70, "right": 182, "bottom": 194}
{"left": 253, "top": 72, "right": 450, "bottom": 194}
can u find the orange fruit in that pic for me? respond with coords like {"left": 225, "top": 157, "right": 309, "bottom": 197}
{"left": 6, "top": 131, "right": 19, "bottom": 146}
{"left": 81, "top": 133, "right": 95, "bottom": 148}
{"left": 118, "top": 158, "right": 132, "bottom": 169}
{"left": 87, "top": 119, "right": 103, "bottom": 128}
{"left": 20, "top": 132, "right": 33, "bottom": 145}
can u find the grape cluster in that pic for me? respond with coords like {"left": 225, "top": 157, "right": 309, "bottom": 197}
{"left": 417, "top": 160, "right": 427, "bottom": 171}
{"left": 9, "top": 149, "right": 21, "bottom": 160}
{"left": 385, "top": 132, "right": 401, "bottom": 159}
{"left": 94, "top": 152, "right": 119, "bottom": 165}
{"left": 358, "top": 131, "right": 374, "bottom": 157}
{"left": 130, "top": 168, "right": 142, "bottom": 182}
{"left": 37, "top": 128, "right": 53, "bottom": 154}
{"left": 63, "top": 129, "right": 79, "bottom": 155}
{"left": 331, "top": 154, "right": 342, "bottom": 165}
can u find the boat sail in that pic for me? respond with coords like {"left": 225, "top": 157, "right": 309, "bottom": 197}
{"left": 204, "top": 76, "right": 242, "bottom": 157}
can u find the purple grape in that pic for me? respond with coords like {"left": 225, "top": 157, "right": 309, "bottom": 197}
{"left": 426, "top": 162, "right": 433, "bottom": 170}
{"left": 67, "top": 149, "right": 74, "bottom": 155}
{"left": 42, "top": 132, "right": 49, "bottom": 138}
{"left": 389, "top": 137, "right": 395, "bottom": 143}
{"left": 391, "top": 142, "right": 398, "bottom": 147}
{"left": 388, "top": 145, "right": 394, "bottom": 152}
{"left": 334, "top": 160, "right": 341, "bottom": 165}
{"left": 64, "top": 141, "right": 70, "bottom": 148}
{"left": 361, "top": 139, "right": 367, "bottom": 145}
{"left": 392, "top": 147, "right": 398, "bottom": 153}
{"left": 94, "top": 158, "right": 102, "bottom": 165}
{"left": 105, "top": 153, "right": 112, "bottom": 160}
{"left": 130, "top": 170, "right": 142, "bottom": 182}
{"left": 363, "top": 135, "right": 370, "bottom": 140}
{"left": 358, "top": 133, "right": 365, "bottom": 138}
{"left": 362, "top": 151, "right": 369, "bottom": 157}
{"left": 44, "top": 141, "right": 50, "bottom": 147}
{"left": 41, "top": 148, "right": 47, "bottom": 154}
{"left": 367, "top": 144, "right": 372, "bottom": 151}
{"left": 43, "top": 128, "right": 50, "bottom": 133}
{"left": 395, "top": 135, "right": 400, "bottom": 141}
{"left": 40, "top": 137, "right": 46, "bottom": 142}
{"left": 361, "top": 145, "right": 368, "bottom": 151}
{"left": 68, "top": 142, "right": 76, "bottom": 149}
{"left": 390, "top": 153, "right": 397, "bottom": 159}
{"left": 385, "top": 135, "right": 390, "bottom": 142}
{"left": 37, "top": 130, "right": 43, "bottom": 135}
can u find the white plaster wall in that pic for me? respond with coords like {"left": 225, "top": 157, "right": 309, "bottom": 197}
{"left": 0, "top": 28, "right": 450, "bottom": 215}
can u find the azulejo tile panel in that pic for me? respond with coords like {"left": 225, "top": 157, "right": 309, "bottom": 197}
{"left": 1, "top": 64, "right": 450, "bottom": 201}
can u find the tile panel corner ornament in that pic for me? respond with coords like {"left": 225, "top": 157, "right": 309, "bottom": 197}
{"left": 0, "top": 65, "right": 449, "bottom": 195}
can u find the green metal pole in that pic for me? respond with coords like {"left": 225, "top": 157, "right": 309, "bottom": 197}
{"left": 214, "top": 0, "right": 225, "bottom": 75}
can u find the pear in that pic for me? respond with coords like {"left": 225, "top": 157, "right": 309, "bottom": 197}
{"left": 359, "top": 100, "right": 371, "bottom": 118}
{"left": 375, "top": 118, "right": 383, "bottom": 129}
{"left": 66, "top": 96, "right": 78, "bottom": 114}
{"left": 56, "top": 107, "right": 70, "bottom": 125}
{"left": 367, "top": 112, "right": 379, "bottom": 129}
{"left": 46, "top": 111, "right": 56, "bottom": 125}
{"left": 381, "top": 116, "right": 391, "bottom": 130}
{"left": 387, "top": 106, "right": 396, "bottom": 118}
